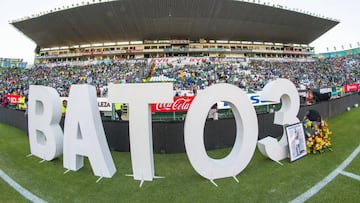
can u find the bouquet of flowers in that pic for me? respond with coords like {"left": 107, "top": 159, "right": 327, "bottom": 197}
{"left": 303, "top": 118, "right": 332, "bottom": 154}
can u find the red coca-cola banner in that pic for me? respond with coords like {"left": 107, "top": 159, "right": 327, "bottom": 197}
{"left": 151, "top": 96, "right": 195, "bottom": 112}
{"left": 5, "top": 94, "right": 20, "bottom": 105}
{"left": 344, "top": 84, "right": 359, "bottom": 93}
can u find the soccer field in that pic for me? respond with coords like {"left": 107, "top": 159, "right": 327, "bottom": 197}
{"left": 0, "top": 107, "right": 359, "bottom": 202}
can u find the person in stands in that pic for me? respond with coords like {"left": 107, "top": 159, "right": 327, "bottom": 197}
{"left": 306, "top": 88, "right": 313, "bottom": 105}
{"left": 1, "top": 94, "right": 9, "bottom": 108}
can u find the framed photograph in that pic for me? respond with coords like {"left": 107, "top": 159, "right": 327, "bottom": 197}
{"left": 285, "top": 122, "right": 307, "bottom": 162}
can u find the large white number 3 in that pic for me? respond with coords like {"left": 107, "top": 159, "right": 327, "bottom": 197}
{"left": 257, "top": 79, "right": 300, "bottom": 164}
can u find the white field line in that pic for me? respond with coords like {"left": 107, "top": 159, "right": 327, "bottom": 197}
{"left": 0, "top": 169, "right": 47, "bottom": 203}
{"left": 1, "top": 145, "right": 359, "bottom": 203}
{"left": 290, "top": 144, "right": 360, "bottom": 203}
{"left": 338, "top": 170, "right": 360, "bottom": 181}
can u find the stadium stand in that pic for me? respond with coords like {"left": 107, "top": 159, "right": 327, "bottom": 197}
{"left": 1, "top": 54, "right": 359, "bottom": 99}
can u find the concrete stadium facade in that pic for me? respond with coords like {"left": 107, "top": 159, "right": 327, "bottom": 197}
{"left": 11, "top": 0, "right": 339, "bottom": 62}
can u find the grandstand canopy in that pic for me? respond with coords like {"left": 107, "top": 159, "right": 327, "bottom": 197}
{"left": 11, "top": 0, "right": 339, "bottom": 48}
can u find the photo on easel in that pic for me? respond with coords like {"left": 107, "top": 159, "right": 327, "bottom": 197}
{"left": 285, "top": 122, "right": 307, "bottom": 162}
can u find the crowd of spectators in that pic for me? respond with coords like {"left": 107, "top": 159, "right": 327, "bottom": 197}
{"left": 0, "top": 60, "right": 146, "bottom": 98}
{"left": 0, "top": 54, "right": 359, "bottom": 100}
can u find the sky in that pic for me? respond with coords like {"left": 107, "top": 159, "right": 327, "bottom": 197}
{"left": 0, "top": 0, "right": 359, "bottom": 64}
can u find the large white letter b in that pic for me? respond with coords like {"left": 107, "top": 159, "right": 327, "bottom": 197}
{"left": 28, "top": 85, "right": 63, "bottom": 160}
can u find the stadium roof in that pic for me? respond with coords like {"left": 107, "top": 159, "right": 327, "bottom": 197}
{"left": 11, "top": 0, "right": 339, "bottom": 48}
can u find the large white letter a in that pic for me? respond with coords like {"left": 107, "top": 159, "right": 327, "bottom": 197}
{"left": 63, "top": 85, "right": 116, "bottom": 178}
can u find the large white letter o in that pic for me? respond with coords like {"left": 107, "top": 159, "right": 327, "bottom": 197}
{"left": 184, "top": 84, "right": 258, "bottom": 180}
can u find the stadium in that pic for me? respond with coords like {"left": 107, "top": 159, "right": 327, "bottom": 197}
{"left": 1, "top": 0, "right": 359, "bottom": 202}
{"left": 11, "top": 0, "right": 339, "bottom": 61}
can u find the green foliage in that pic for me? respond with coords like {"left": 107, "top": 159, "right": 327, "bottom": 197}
{"left": 0, "top": 107, "right": 359, "bottom": 202}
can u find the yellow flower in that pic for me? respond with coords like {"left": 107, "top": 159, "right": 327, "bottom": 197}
{"left": 303, "top": 119, "right": 332, "bottom": 154}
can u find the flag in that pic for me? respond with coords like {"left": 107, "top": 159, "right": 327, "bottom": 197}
{"left": 145, "top": 63, "right": 156, "bottom": 82}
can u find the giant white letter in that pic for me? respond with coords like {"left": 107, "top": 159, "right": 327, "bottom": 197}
{"left": 257, "top": 79, "right": 300, "bottom": 163}
{"left": 28, "top": 85, "right": 63, "bottom": 160}
{"left": 184, "top": 84, "right": 258, "bottom": 181}
{"left": 108, "top": 83, "right": 173, "bottom": 181}
{"left": 63, "top": 85, "right": 116, "bottom": 178}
